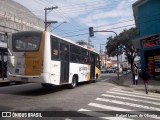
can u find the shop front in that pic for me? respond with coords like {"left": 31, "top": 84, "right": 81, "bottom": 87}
{"left": 141, "top": 34, "right": 160, "bottom": 79}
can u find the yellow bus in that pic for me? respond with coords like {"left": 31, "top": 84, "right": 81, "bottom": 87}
{"left": 7, "top": 31, "right": 100, "bottom": 88}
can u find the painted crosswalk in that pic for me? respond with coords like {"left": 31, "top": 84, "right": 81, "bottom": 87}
{"left": 78, "top": 87, "right": 160, "bottom": 120}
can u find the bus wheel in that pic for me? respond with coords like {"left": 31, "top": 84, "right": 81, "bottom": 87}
{"left": 41, "top": 83, "right": 54, "bottom": 89}
{"left": 69, "top": 76, "right": 77, "bottom": 89}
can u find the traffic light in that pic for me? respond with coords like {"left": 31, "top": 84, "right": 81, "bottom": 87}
{"left": 89, "top": 27, "right": 94, "bottom": 37}
{"left": 118, "top": 44, "right": 121, "bottom": 49}
{"left": 117, "top": 41, "right": 120, "bottom": 49}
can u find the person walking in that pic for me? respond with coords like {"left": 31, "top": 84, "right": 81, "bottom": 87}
{"left": 134, "top": 64, "right": 139, "bottom": 85}
{"left": 132, "top": 64, "right": 139, "bottom": 85}
{"left": 141, "top": 68, "right": 151, "bottom": 94}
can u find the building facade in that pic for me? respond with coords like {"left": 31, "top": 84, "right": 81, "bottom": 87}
{"left": 132, "top": 0, "right": 160, "bottom": 79}
{"left": 0, "top": 0, "right": 45, "bottom": 79}
{"left": 99, "top": 53, "right": 112, "bottom": 68}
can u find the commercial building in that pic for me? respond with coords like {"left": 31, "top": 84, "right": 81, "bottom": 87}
{"left": 0, "top": 0, "right": 44, "bottom": 79}
{"left": 132, "top": 0, "right": 160, "bottom": 79}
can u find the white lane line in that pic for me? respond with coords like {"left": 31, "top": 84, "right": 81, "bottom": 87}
{"left": 110, "top": 88, "right": 123, "bottom": 91}
{"left": 100, "top": 78, "right": 110, "bottom": 82}
{"left": 106, "top": 91, "right": 160, "bottom": 101}
{"left": 96, "top": 97, "right": 160, "bottom": 111}
{"left": 110, "top": 89, "right": 160, "bottom": 98}
{"left": 101, "top": 94, "right": 160, "bottom": 106}
{"left": 88, "top": 102, "right": 133, "bottom": 111}
{"left": 78, "top": 109, "right": 134, "bottom": 120}
{"left": 78, "top": 108, "right": 91, "bottom": 111}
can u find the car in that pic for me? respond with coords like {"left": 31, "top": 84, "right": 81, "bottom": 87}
{"left": 106, "top": 68, "right": 116, "bottom": 73}
{"left": 101, "top": 68, "right": 106, "bottom": 73}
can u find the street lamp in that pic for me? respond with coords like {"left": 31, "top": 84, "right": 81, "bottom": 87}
{"left": 51, "top": 21, "right": 67, "bottom": 31}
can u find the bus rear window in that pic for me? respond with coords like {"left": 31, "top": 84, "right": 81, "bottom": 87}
{"left": 12, "top": 32, "right": 42, "bottom": 51}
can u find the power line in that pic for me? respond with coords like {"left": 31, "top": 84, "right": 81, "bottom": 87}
{"left": 12, "top": 0, "right": 133, "bottom": 19}
{"left": 62, "top": 16, "right": 160, "bottom": 38}
{"left": 64, "top": 33, "right": 88, "bottom": 38}
{"left": 57, "top": 10, "right": 160, "bottom": 36}
{"left": 63, "top": 24, "right": 135, "bottom": 38}
{"left": 57, "top": 18, "right": 134, "bottom": 36}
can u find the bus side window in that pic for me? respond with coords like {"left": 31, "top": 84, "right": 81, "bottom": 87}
{"left": 96, "top": 55, "right": 100, "bottom": 69}
{"left": 51, "top": 36, "right": 59, "bottom": 60}
{"left": 81, "top": 49, "right": 89, "bottom": 64}
{"left": 84, "top": 57, "right": 88, "bottom": 64}
{"left": 53, "top": 49, "right": 58, "bottom": 56}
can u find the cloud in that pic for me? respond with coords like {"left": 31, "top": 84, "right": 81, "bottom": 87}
{"left": 78, "top": 0, "right": 136, "bottom": 37}
{"left": 13, "top": 0, "right": 137, "bottom": 38}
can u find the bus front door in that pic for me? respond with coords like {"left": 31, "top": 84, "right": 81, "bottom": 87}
{"left": 60, "top": 43, "right": 69, "bottom": 83}
{"left": 90, "top": 53, "right": 95, "bottom": 80}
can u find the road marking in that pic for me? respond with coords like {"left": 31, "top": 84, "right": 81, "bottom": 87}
{"left": 78, "top": 109, "right": 134, "bottom": 120}
{"left": 110, "top": 88, "right": 123, "bottom": 91}
{"left": 100, "top": 78, "right": 110, "bottom": 82}
{"left": 110, "top": 89, "right": 160, "bottom": 98}
{"left": 101, "top": 94, "right": 160, "bottom": 106}
{"left": 88, "top": 102, "right": 133, "bottom": 111}
{"left": 106, "top": 91, "right": 160, "bottom": 101}
{"left": 78, "top": 108, "right": 90, "bottom": 111}
{"left": 96, "top": 97, "right": 160, "bottom": 111}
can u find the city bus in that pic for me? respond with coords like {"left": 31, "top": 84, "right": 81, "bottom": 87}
{"left": 7, "top": 31, "right": 101, "bottom": 88}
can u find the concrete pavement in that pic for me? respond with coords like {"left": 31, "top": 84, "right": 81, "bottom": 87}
{"left": 112, "top": 72, "right": 160, "bottom": 94}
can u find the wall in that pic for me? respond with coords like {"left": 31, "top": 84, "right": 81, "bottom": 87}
{"left": 0, "top": 0, "right": 44, "bottom": 34}
{"left": 138, "top": 0, "right": 160, "bottom": 37}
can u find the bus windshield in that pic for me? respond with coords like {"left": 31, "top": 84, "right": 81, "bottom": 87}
{"left": 12, "top": 32, "right": 42, "bottom": 51}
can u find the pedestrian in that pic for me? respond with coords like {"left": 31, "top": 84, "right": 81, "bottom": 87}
{"left": 141, "top": 68, "right": 151, "bottom": 94}
{"left": 132, "top": 64, "right": 139, "bottom": 85}
{"left": 134, "top": 64, "right": 139, "bottom": 85}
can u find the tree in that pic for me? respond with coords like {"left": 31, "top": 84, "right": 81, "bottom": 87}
{"left": 106, "top": 27, "right": 138, "bottom": 70}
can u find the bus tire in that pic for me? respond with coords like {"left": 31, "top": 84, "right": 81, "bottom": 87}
{"left": 69, "top": 76, "right": 77, "bottom": 89}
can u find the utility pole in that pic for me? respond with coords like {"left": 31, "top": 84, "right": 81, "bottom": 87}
{"left": 44, "top": 6, "right": 58, "bottom": 31}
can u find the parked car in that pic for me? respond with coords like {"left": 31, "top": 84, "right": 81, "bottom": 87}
{"left": 106, "top": 68, "right": 116, "bottom": 73}
{"left": 101, "top": 68, "right": 106, "bottom": 73}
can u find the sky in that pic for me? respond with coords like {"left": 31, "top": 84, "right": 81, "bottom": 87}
{"left": 14, "top": 0, "right": 137, "bottom": 53}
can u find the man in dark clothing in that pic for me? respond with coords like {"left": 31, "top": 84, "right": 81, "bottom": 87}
{"left": 141, "top": 68, "right": 151, "bottom": 94}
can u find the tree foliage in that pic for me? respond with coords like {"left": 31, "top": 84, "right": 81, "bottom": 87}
{"left": 106, "top": 27, "right": 138, "bottom": 69}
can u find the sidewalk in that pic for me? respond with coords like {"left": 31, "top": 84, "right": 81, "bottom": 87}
{"left": 112, "top": 72, "right": 160, "bottom": 94}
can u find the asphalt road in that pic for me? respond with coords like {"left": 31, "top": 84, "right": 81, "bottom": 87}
{"left": 1, "top": 73, "right": 159, "bottom": 120}
{"left": 0, "top": 73, "right": 115, "bottom": 112}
